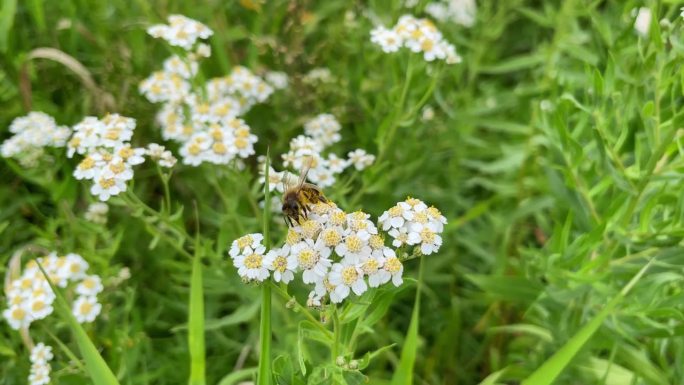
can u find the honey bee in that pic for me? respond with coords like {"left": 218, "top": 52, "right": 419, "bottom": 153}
{"left": 281, "top": 159, "right": 328, "bottom": 227}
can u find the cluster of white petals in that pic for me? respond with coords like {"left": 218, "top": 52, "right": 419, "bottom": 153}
{"left": 2, "top": 253, "right": 103, "bottom": 330}
{"left": 259, "top": 114, "right": 375, "bottom": 191}
{"left": 67, "top": 114, "right": 147, "bottom": 201}
{"left": 28, "top": 343, "right": 53, "bottom": 385}
{"left": 424, "top": 0, "right": 477, "bottom": 28}
{"left": 146, "top": 14, "right": 213, "bottom": 50}
{"left": 1, "top": 112, "right": 71, "bottom": 166}
{"left": 379, "top": 197, "right": 447, "bottom": 254}
{"left": 142, "top": 16, "right": 281, "bottom": 167}
{"left": 370, "top": 15, "right": 461, "bottom": 63}
{"left": 229, "top": 198, "right": 445, "bottom": 306}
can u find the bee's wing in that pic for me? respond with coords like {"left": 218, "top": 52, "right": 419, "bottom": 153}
{"left": 296, "top": 156, "right": 314, "bottom": 189}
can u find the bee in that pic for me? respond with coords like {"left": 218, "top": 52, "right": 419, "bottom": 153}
{"left": 281, "top": 158, "right": 328, "bottom": 227}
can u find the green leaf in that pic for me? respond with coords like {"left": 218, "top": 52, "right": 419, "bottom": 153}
{"left": 521, "top": 259, "right": 654, "bottom": 385}
{"left": 188, "top": 244, "right": 206, "bottom": 385}
{"left": 38, "top": 263, "right": 121, "bottom": 385}
{"left": 217, "top": 368, "right": 258, "bottom": 385}
{"left": 479, "top": 53, "right": 545, "bottom": 74}
{"left": 258, "top": 151, "right": 272, "bottom": 385}
{"left": 390, "top": 257, "right": 425, "bottom": 385}
{"left": 0, "top": 0, "right": 17, "bottom": 52}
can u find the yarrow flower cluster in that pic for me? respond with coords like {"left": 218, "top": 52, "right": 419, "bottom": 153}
{"left": 2, "top": 252, "right": 103, "bottom": 330}
{"left": 425, "top": 0, "right": 477, "bottom": 28}
{"left": 229, "top": 198, "right": 446, "bottom": 305}
{"left": 379, "top": 197, "right": 447, "bottom": 254}
{"left": 67, "top": 114, "right": 147, "bottom": 201}
{"left": 28, "top": 343, "right": 53, "bottom": 385}
{"left": 146, "top": 14, "right": 213, "bottom": 50}
{"left": 370, "top": 15, "right": 462, "bottom": 63}
{"left": 0, "top": 112, "right": 71, "bottom": 166}
{"left": 142, "top": 16, "right": 279, "bottom": 167}
{"left": 260, "top": 114, "right": 375, "bottom": 191}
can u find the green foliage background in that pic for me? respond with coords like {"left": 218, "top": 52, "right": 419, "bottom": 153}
{"left": 2, "top": 0, "right": 684, "bottom": 384}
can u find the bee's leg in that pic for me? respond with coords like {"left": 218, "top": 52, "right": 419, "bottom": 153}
{"left": 302, "top": 204, "right": 309, "bottom": 219}
{"left": 285, "top": 216, "right": 293, "bottom": 227}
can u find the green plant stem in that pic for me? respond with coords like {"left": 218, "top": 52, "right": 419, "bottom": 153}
{"left": 257, "top": 151, "right": 272, "bottom": 385}
{"left": 332, "top": 306, "right": 341, "bottom": 363}
{"left": 379, "top": 55, "right": 415, "bottom": 162}
{"left": 271, "top": 283, "right": 333, "bottom": 338}
{"left": 156, "top": 165, "right": 172, "bottom": 214}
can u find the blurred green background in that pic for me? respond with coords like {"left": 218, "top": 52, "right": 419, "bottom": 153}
{"left": 2, "top": 1, "right": 684, "bottom": 384}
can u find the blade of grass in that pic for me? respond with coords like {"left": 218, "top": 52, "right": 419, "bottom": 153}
{"left": 521, "top": 259, "right": 655, "bottom": 385}
{"left": 37, "top": 263, "right": 120, "bottom": 385}
{"left": 258, "top": 148, "right": 272, "bottom": 385}
{"left": 0, "top": 0, "right": 16, "bottom": 52}
{"left": 189, "top": 206, "right": 206, "bottom": 385}
{"left": 390, "top": 256, "right": 425, "bottom": 385}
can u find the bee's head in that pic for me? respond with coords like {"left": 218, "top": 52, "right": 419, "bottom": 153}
{"left": 282, "top": 199, "right": 299, "bottom": 215}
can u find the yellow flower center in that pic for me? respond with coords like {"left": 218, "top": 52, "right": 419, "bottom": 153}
{"left": 83, "top": 278, "right": 96, "bottom": 289}
{"left": 70, "top": 262, "right": 83, "bottom": 274}
{"left": 427, "top": 206, "right": 442, "bottom": 219}
{"left": 235, "top": 137, "right": 248, "bottom": 149}
{"left": 421, "top": 39, "right": 434, "bottom": 52}
{"left": 414, "top": 212, "right": 428, "bottom": 224}
{"left": 297, "top": 249, "right": 318, "bottom": 269}
{"left": 388, "top": 206, "right": 403, "bottom": 217}
{"left": 301, "top": 220, "right": 320, "bottom": 239}
{"left": 321, "top": 228, "right": 341, "bottom": 247}
{"left": 405, "top": 197, "right": 421, "bottom": 207}
{"left": 79, "top": 301, "right": 93, "bottom": 314}
{"left": 118, "top": 147, "right": 133, "bottom": 159}
{"left": 104, "top": 129, "right": 121, "bottom": 140}
{"left": 244, "top": 253, "right": 263, "bottom": 269}
{"left": 11, "top": 307, "right": 26, "bottom": 320}
{"left": 369, "top": 235, "right": 384, "bottom": 249}
{"left": 341, "top": 266, "right": 358, "bottom": 285}
{"left": 345, "top": 235, "right": 363, "bottom": 253}
{"left": 237, "top": 235, "right": 253, "bottom": 249}
{"left": 31, "top": 300, "right": 46, "bottom": 312}
{"left": 188, "top": 143, "right": 202, "bottom": 155}
{"left": 235, "top": 128, "right": 250, "bottom": 138}
{"left": 362, "top": 259, "right": 379, "bottom": 274}
{"left": 212, "top": 142, "right": 227, "bottom": 154}
{"left": 420, "top": 228, "right": 436, "bottom": 243}
{"left": 273, "top": 256, "right": 288, "bottom": 272}
{"left": 385, "top": 257, "right": 402, "bottom": 274}
{"left": 286, "top": 229, "right": 300, "bottom": 245}
{"left": 99, "top": 178, "right": 116, "bottom": 189}
{"left": 330, "top": 211, "right": 346, "bottom": 226}
{"left": 78, "top": 157, "right": 95, "bottom": 170}
{"left": 109, "top": 162, "right": 126, "bottom": 174}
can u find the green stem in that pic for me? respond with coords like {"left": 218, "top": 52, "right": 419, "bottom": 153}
{"left": 379, "top": 55, "right": 415, "bottom": 162}
{"left": 257, "top": 151, "right": 272, "bottom": 385}
{"left": 271, "top": 283, "right": 333, "bottom": 338}
{"left": 332, "top": 306, "right": 341, "bottom": 363}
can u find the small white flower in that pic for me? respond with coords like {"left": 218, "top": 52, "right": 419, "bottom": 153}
{"left": 61, "top": 253, "right": 89, "bottom": 281}
{"left": 335, "top": 231, "right": 372, "bottom": 264}
{"left": 3, "top": 304, "right": 32, "bottom": 330}
{"left": 290, "top": 239, "right": 332, "bottom": 284}
{"left": 370, "top": 26, "right": 403, "bottom": 53}
{"left": 264, "top": 246, "right": 297, "bottom": 284}
{"left": 30, "top": 343, "right": 54, "bottom": 365}
{"left": 378, "top": 255, "right": 404, "bottom": 286}
{"left": 72, "top": 295, "right": 102, "bottom": 323}
{"left": 329, "top": 262, "right": 367, "bottom": 303}
{"left": 347, "top": 149, "right": 375, "bottom": 171}
{"left": 76, "top": 275, "right": 104, "bottom": 296}
{"left": 634, "top": 7, "right": 651, "bottom": 36}
{"left": 229, "top": 233, "right": 264, "bottom": 258}
{"left": 233, "top": 245, "right": 270, "bottom": 282}
{"left": 26, "top": 296, "right": 54, "bottom": 321}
